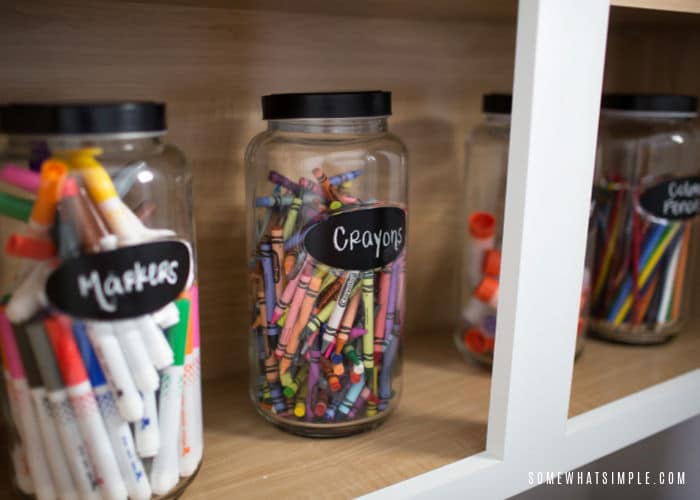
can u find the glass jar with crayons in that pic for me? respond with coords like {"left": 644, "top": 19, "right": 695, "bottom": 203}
{"left": 245, "top": 91, "right": 408, "bottom": 437}
{"left": 588, "top": 94, "right": 700, "bottom": 344}
{"left": 457, "top": 94, "right": 589, "bottom": 364}
{"left": 0, "top": 102, "right": 203, "bottom": 499}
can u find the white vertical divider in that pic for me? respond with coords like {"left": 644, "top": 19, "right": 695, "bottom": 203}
{"left": 486, "top": 0, "right": 610, "bottom": 460}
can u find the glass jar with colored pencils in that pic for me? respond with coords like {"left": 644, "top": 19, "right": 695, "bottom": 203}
{"left": 0, "top": 102, "right": 203, "bottom": 499}
{"left": 245, "top": 91, "right": 408, "bottom": 437}
{"left": 588, "top": 94, "right": 699, "bottom": 344}
{"left": 457, "top": 94, "right": 589, "bottom": 365}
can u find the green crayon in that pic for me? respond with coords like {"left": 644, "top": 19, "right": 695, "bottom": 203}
{"left": 361, "top": 271, "right": 375, "bottom": 381}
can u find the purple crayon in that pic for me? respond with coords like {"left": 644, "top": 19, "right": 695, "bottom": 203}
{"left": 305, "top": 333, "right": 322, "bottom": 421}
{"left": 268, "top": 170, "right": 302, "bottom": 195}
{"left": 258, "top": 240, "right": 277, "bottom": 319}
{"left": 382, "top": 258, "right": 402, "bottom": 352}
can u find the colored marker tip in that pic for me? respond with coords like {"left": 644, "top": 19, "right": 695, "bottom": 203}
{"left": 61, "top": 176, "right": 80, "bottom": 197}
{"left": 469, "top": 211, "right": 496, "bottom": 238}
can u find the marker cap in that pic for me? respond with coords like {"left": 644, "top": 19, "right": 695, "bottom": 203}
{"left": 72, "top": 320, "right": 107, "bottom": 387}
{"left": 469, "top": 212, "right": 496, "bottom": 239}
{"left": 474, "top": 276, "right": 499, "bottom": 304}
{"left": 463, "top": 328, "right": 487, "bottom": 354}
{"left": 482, "top": 249, "right": 501, "bottom": 277}
{"left": 44, "top": 315, "right": 88, "bottom": 386}
{"left": 168, "top": 298, "right": 191, "bottom": 366}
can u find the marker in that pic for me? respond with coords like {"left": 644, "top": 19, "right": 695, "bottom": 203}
{"left": 468, "top": 211, "right": 496, "bottom": 285}
{"left": 63, "top": 148, "right": 173, "bottom": 245}
{"left": 113, "top": 320, "right": 160, "bottom": 392}
{"left": 4, "top": 233, "right": 56, "bottom": 259}
{"left": 112, "top": 161, "right": 147, "bottom": 198}
{"left": 135, "top": 390, "right": 160, "bottom": 458}
{"left": 0, "top": 164, "right": 41, "bottom": 193}
{"left": 73, "top": 320, "right": 152, "bottom": 500}
{"left": 179, "top": 288, "right": 202, "bottom": 477}
{"left": 153, "top": 302, "right": 181, "bottom": 330}
{"left": 0, "top": 191, "right": 33, "bottom": 222}
{"left": 13, "top": 322, "right": 78, "bottom": 500}
{"left": 0, "top": 311, "right": 57, "bottom": 500}
{"left": 483, "top": 249, "right": 501, "bottom": 277}
{"left": 29, "top": 159, "right": 67, "bottom": 236}
{"left": 45, "top": 315, "right": 127, "bottom": 500}
{"left": 86, "top": 321, "right": 144, "bottom": 422}
{"left": 134, "top": 315, "right": 174, "bottom": 370}
{"left": 150, "top": 298, "right": 189, "bottom": 495}
{"left": 5, "top": 262, "right": 52, "bottom": 324}
{"left": 25, "top": 321, "right": 100, "bottom": 500}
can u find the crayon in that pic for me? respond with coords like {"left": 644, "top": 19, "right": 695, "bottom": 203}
{"left": 338, "top": 375, "right": 365, "bottom": 417}
{"left": 322, "top": 272, "right": 360, "bottom": 356}
{"left": 374, "top": 267, "right": 391, "bottom": 365}
{"left": 275, "top": 270, "right": 311, "bottom": 360}
{"left": 280, "top": 273, "right": 322, "bottom": 374}
{"left": 328, "top": 169, "right": 362, "bottom": 186}
{"left": 270, "top": 227, "right": 285, "bottom": 298}
{"left": 335, "top": 290, "right": 361, "bottom": 356}
{"left": 268, "top": 170, "right": 302, "bottom": 195}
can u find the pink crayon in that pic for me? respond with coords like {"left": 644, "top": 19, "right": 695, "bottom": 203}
{"left": 0, "top": 309, "right": 25, "bottom": 379}
{"left": 274, "top": 270, "right": 311, "bottom": 360}
{"left": 0, "top": 164, "right": 41, "bottom": 194}
{"left": 349, "top": 327, "right": 367, "bottom": 340}
{"left": 270, "top": 260, "right": 309, "bottom": 324}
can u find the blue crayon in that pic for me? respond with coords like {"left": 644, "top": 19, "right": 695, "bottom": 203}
{"left": 269, "top": 382, "right": 287, "bottom": 413}
{"left": 325, "top": 385, "right": 350, "bottom": 422}
{"left": 255, "top": 192, "right": 319, "bottom": 208}
{"left": 329, "top": 169, "right": 362, "bottom": 186}
{"left": 379, "top": 323, "right": 401, "bottom": 407}
{"left": 283, "top": 231, "right": 305, "bottom": 252}
{"left": 338, "top": 375, "right": 365, "bottom": 417}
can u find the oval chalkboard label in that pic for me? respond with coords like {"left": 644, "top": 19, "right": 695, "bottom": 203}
{"left": 303, "top": 205, "right": 406, "bottom": 271}
{"left": 46, "top": 240, "right": 191, "bottom": 320}
{"left": 640, "top": 176, "right": 700, "bottom": 221}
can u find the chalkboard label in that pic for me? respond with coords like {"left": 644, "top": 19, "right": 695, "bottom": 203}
{"left": 303, "top": 206, "right": 406, "bottom": 271}
{"left": 46, "top": 240, "right": 191, "bottom": 320}
{"left": 640, "top": 176, "right": 700, "bottom": 221}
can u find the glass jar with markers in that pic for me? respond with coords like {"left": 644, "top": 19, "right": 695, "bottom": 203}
{"left": 0, "top": 102, "right": 202, "bottom": 499}
{"left": 588, "top": 94, "right": 700, "bottom": 344}
{"left": 458, "top": 94, "right": 589, "bottom": 365}
{"left": 245, "top": 91, "right": 408, "bottom": 437}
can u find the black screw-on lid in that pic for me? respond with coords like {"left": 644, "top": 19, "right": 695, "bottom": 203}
{"left": 601, "top": 94, "right": 698, "bottom": 114}
{"left": 0, "top": 101, "right": 167, "bottom": 135}
{"left": 261, "top": 91, "right": 391, "bottom": 120}
{"left": 482, "top": 94, "right": 512, "bottom": 115}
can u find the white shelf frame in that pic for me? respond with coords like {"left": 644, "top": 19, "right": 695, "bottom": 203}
{"left": 362, "top": 0, "right": 700, "bottom": 498}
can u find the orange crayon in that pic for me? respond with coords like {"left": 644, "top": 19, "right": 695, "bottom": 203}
{"left": 335, "top": 291, "right": 361, "bottom": 355}
{"left": 280, "top": 273, "right": 323, "bottom": 374}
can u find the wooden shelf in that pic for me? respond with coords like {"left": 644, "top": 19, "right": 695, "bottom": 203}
{"left": 182, "top": 325, "right": 700, "bottom": 499}
{"left": 612, "top": 0, "right": 700, "bottom": 14}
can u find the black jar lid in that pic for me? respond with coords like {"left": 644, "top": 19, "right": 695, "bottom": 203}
{"left": 601, "top": 94, "right": 698, "bottom": 115}
{"left": 482, "top": 93, "right": 512, "bottom": 115}
{"left": 261, "top": 91, "right": 391, "bottom": 120}
{"left": 0, "top": 101, "right": 166, "bottom": 135}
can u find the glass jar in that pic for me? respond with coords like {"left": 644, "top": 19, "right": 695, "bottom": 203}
{"left": 588, "top": 94, "right": 700, "bottom": 344}
{"left": 457, "top": 94, "right": 588, "bottom": 365}
{"left": 0, "top": 102, "right": 202, "bottom": 499}
{"left": 245, "top": 91, "right": 408, "bottom": 437}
